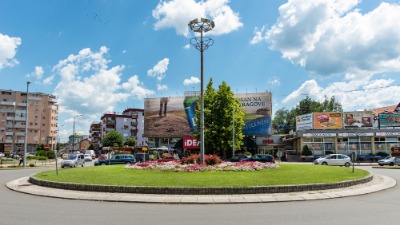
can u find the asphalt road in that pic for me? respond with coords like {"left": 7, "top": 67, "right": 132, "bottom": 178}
{"left": 1, "top": 166, "right": 399, "bottom": 225}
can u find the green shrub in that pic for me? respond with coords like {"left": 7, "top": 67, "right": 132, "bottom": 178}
{"left": 37, "top": 156, "right": 48, "bottom": 161}
{"left": 29, "top": 164, "right": 35, "bottom": 167}
{"left": 27, "top": 156, "right": 36, "bottom": 160}
{"left": 302, "top": 145, "right": 312, "bottom": 156}
{"left": 244, "top": 151, "right": 252, "bottom": 156}
{"left": 376, "top": 151, "right": 389, "bottom": 157}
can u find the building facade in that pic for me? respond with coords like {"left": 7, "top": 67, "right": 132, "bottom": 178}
{"left": 89, "top": 122, "right": 102, "bottom": 150}
{"left": 0, "top": 89, "right": 58, "bottom": 154}
{"left": 100, "top": 108, "right": 147, "bottom": 147}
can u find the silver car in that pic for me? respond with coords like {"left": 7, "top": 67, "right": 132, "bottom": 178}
{"left": 378, "top": 156, "right": 400, "bottom": 166}
{"left": 61, "top": 154, "right": 85, "bottom": 168}
{"left": 314, "top": 154, "right": 352, "bottom": 167}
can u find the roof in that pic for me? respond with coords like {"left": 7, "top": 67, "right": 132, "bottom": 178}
{"left": 370, "top": 105, "right": 398, "bottom": 116}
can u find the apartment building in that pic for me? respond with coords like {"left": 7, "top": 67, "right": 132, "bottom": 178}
{"left": 100, "top": 108, "right": 147, "bottom": 148}
{"left": 0, "top": 89, "right": 58, "bottom": 154}
{"left": 89, "top": 122, "right": 102, "bottom": 150}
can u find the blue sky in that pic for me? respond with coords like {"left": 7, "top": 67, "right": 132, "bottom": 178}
{"left": 1, "top": 0, "right": 400, "bottom": 141}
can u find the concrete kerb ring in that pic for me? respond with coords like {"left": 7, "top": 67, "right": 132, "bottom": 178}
{"left": 28, "top": 174, "right": 374, "bottom": 195}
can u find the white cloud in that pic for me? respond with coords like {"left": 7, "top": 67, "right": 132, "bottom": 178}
{"left": 122, "top": 75, "right": 155, "bottom": 98}
{"left": 157, "top": 84, "right": 168, "bottom": 91}
{"left": 0, "top": 33, "right": 21, "bottom": 70}
{"left": 43, "top": 75, "right": 54, "bottom": 85}
{"left": 28, "top": 66, "right": 44, "bottom": 79}
{"left": 147, "top": 58, "right": 169, "bottom": 81}
{"left": 183, "top": 44, "right": 190, "bottom": 49}
{"left": 253, "top": 0, "right": 400, "bottom": 77}
{"left": 152, "top": 0, "right": 243, "bottom": 36}
{"left": 250, "top": 26, "right": 266, "bottom": 45}
{"left": 268, "top": 76, "right": 280, "bottom": 85}
{"left": 53, "top": 46, "right": 152, "bottom": 119}
{"left": 183, "top": 76, "right": 200, "bottom": 85}
{"left": 283, "top": 78, "right": 400, "bottom": 111}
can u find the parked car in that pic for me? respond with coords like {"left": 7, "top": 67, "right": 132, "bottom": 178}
{"left": 85, "top": 150, "right": 96, "bottom": 159}
{"left": 314, "top": 154, "right": 351, "bottom": 167}
{"left": 83, "top": 154, "right": 93, "bottom": 162}
{"left": 244, "top": 154, "right": 275, "bottom": 163}
{"left": 378, "top": 156, "right": 400, "bottom": 166}
{"left": 61, "top": 154, "right": 85, "bottom": 168}
{"left": 134, "top": 153, "right": 149, "bottom": 162}
{"left": 227, "top": 154, "right": 250, "bottom": 162}
{"left": 0, "top": 152, "right": 5, "bottom": 158}
{"left": 94, "top": 154, "right": 136, "bottom": 166}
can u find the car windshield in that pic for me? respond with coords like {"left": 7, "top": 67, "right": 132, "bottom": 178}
{"left": 67, "top": 154, "right": 77, "bottom": 160}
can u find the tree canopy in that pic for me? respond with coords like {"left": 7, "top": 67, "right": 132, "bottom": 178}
{"left": 193, "top": 78, "right": 245, "bottom": 158}
{"left": 124, "top": 137, "right": 137, "bottom": 146}
{"left": 272, "top": 96, "right": 343, "bottom": 134}
{"left": 102, "top": 130, "right": 124, "bottom": 147}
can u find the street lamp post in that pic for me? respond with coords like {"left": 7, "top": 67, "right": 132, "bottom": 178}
{"left": 23, "top": 81, "right": 31, "bottom": 167}
{"left": 72, "top": 114, "right": 84, "bottom": 153}
{"left": 188, "top": 18, "right": 215, "bottom": 164}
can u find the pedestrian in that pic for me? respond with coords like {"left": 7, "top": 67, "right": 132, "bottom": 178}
{"left": 18, "top": 154, "right": 24, "bottom": 166}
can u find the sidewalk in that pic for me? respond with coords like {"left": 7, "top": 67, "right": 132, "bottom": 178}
{"left": 6, "top": 174, "right": 396, "bottom": 204}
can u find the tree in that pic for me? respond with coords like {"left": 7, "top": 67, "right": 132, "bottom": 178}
{"left": 102, "top": 130, "right": 124, "bottom": 147}
{"left": 193, "top": 79, "right": 245, "bottom": 158}
{"left": 273, "top": 96, "right": 343, "bottom": 134}
{"left": 124, "top": 137, "right": 137, "bottom": 146}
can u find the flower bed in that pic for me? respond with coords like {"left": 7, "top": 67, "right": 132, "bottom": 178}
{"left": 125, "top": 161, "right": 279, "bottom": 172}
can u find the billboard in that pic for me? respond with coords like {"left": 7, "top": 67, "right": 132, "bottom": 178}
{"left": 343, "top": 111, "right": 373, "bottom": 128}
{"left": 236, "top": 93, "right": 272, "bottom": 136}
{"left": 378, "top": 113, "right": 400, "bottom": 127}
{"left": 144, "top": 92, "right": 272, "bottom": 138}
{"left": 296, "top": 113, "right": 313, "bottom": 131}
{"left": 313, "top": 112, "right": 343, "bottom": 129}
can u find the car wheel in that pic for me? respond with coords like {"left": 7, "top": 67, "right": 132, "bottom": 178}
{"left": 344, "top": 162, "right": 350, "bottom": 167}
{"left": 389, "top": 162, "right": 394, "bottom": 166}
{"left": 379, "top": 164, "right": 383, "bottom": 166}
{"left": 322, "top": 162, "right": 328, "bottom": 165}
{"left": 82, "top": 163, "right": 84, "bottom": 167}
{"left": 61, "top": 166, "right": 64, "bottom": 168}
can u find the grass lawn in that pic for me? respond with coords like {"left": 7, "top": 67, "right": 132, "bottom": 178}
{"left": 33, "top": 164, "right": 370, "bottom": 187}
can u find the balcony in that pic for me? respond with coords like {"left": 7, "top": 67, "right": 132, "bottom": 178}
{"left": 0, "top": 108, "right": 15, "bottom": 112}
{"left": 106, "top": 120, "right": 116, "bottom": 125}
{"left": 131, "top": 113, "right": 138, "bottom": 119}
{"left": 17, "top": 140, "right": 25, "bottom": 143}
{"left": 5, "top": 140, "right": 13, "bottom": 143}
{"left": 15, "top": 132, "right": 25, "bottom": 136}
{"left": 5, "top": 132, "right": 13, "bottom": 135}
{"left": 29, "top": 96, "right": 42, "bottom": 101}
{"left": 14, "top": 117, "right": 26, "bottom": 121}
{"left": 0, "top": 101, "right": 15, "bottom": 106}
{"left": 131, "top": 121, "right": 138, "bottom": 126}
{"left": 17, "top": 102, "right": 27, "bottom": 106}
{"left": 14, "top": 124, "right": 25, "bottom": 128}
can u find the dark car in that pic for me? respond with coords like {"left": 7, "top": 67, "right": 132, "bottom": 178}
{"left": 134, "top": 153, "right": 149, "bottom": 162}
{"left": 227, "top": 154, "right": 250, "bottom": 162}
{"left": 244, "top": 154, "right": 275, "bottom": 163}
{"left": 94, "top": 154, "right": 135, "bottom": 166}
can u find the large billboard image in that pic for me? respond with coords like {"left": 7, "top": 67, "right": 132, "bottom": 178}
{"left": 378, "top": 113, "right": 400, "bottom": 127}
{"left": 296, "top": 113, "right": 313, "bottom": 131}
{"left": 313, "top": 112, "right": 343, "bottom": 129}
{"left": 343, "top": 111, "right": 373, "bottom": 128}
{"left": 144, "top": 92, "right": 272, "bottom": 138}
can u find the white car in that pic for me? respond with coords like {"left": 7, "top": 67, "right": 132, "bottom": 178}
{"left": 378, "top": 156, "right": 400, "bottom": 166}
{"left": 84, "top": 154, "right": 93, "bottom": 162}
{"left": 61, "top": 154, "right": 85, "bottom": 168}
{"left": 314, "top": 154, "right": 352, "bottom": 167}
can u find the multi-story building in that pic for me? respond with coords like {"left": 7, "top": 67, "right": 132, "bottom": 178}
{"left": 100, "top": 108, "right": 147, "bottom": 147}
{"left": 89, "top": 122, "right": 102, "bottom": 150}
{"left": 0, "top": 89, "right": 58, "bottom": 155}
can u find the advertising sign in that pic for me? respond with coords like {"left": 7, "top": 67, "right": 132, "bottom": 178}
{"left": 343, "top": 111, "right": 373, "bottom": 128}
{"left": 378, "top": 113, "right": 400, "bottom": 127}
{"left": 296, "top": 113, "right": 313, "bottom": 131}
{"left": 183, "top": 136, "right": 200, "bottom": 149}
{"left": 313, "top": 112, "right": 343, "bottom": 129}
{"left": 236, "top": 93, "right": 272, "bottom": 136}
{"left": 144, "top": 92, "right": 272, "bottom": 138}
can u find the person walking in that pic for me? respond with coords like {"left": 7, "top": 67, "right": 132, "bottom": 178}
{"left": 18, "top": 153, "right": 24, "bottom": 166}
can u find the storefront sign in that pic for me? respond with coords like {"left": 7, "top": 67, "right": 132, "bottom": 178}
{"left": 313, "top": 112, "right": 343, "bottom": 129}
{"left": 183, "top": 136, "right": 200, "bottom": 149}
{"left": 303, "top": 133, "right": 336, "bottom": 137}
{"left": 296, "top": 113, "right": 313, "bottom": 130}
{"left": 376, "top": 132, "right": 400, "bottom": 136}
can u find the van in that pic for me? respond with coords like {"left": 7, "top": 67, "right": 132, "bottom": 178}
{"left": 85, "top": 150, "right": 96, "bottom": 159}
{"left": 61, "top": 154, "right": 85, "bottom": 168}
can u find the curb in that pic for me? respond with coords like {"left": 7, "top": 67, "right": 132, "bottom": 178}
{"left": 28, "top": 175, "right": 374, "bottom": 195}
